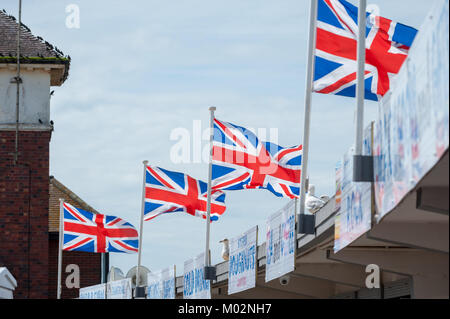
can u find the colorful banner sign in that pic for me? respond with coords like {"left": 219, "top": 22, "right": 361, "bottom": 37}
{"left": 79, "top": 283, "right": 106, "bottom": 299}
{"left": 334, "top": 125, "right": 372, "bottom": 252}
{"left": 147, "top": 272, "right": 161, "bottom": 299}
{"left": 106, "top": 278, "right": 132, "bottom": 299}
{"left": 373, "top": 0, "right": 449, "bottom": 221}
{"left": 265, "top": 200, "right": 296, "bottom": 283}
{"left": 147, "top": 266, "right": 176, "bottom": 299}
{"left": 334, "top": 160, "right": 342, "bottom": 212}
{"left": 228, "top": 226, "right": 258, "bottom": 295}
{"left": 183, "top": 252, "right": 211, "bottom": 299}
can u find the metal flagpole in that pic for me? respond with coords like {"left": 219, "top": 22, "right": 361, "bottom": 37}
{"left": 204, "top": 106, "right": 216, "bottom": 280}
{"left": 298, "top": 0, "right": 318, "bottom": 235}
{"left": 57, "top": 199, "right": 64, "bottom": 299}
{"left": 135, "top": 160, "right": 148, "bottom": 298}
{"left": 101, "top": 253, "right": 106, "bottom": 283}
{"left": 354, "top": 0, "right": 367, "bottom": 157}
{"left": 353, "top": 0, "right": 372, "bottom": 182}
{"left": 13, "top": 0, "right": 22, "bottom": 165}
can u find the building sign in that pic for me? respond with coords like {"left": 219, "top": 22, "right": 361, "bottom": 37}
{"left": 79, "top": 283, "right": 106, "bottom": 299}
{"left": 160, "top": 266, "right": 176, "bottom": 299}
{"left": 147, "top": 266, "right": 176, "bottom": 299}
{"left": 228, "top": 226, "right": 258, "bottom": 295}
{"left": 373, "top": 0, "right": 449, "bottom": 221}
{"left": 334, "top": 125, "right": 372, "bottom": 252}
{"left": 334, "top": 160, "right": 342, "bottom": 212}
{"left": 265, "top": 200, "right": 296, "bottom": 283}
{"left": 183, "top": 253, "right": 211, "bottom": 299}
{"left": 147, "top": 271, "right": 161, "bottom": 299}
{"left": 106, "top": 278, "right": 132, "bottom": 299}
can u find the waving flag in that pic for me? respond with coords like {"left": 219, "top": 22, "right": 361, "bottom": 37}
{"left": 314, "top": 0, "right": 418, "bottom": 101}
{"left": 144, "top": 166, "right": 226, "bottom": 221}
{"left": 212, "top": 118, "right": 302, "bottom": 199}
{"left": 62, "top": 202, "right": 139, "bottom": 253}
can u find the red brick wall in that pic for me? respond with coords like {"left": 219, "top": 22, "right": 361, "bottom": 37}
{"left": 0, "top": 130, "right": 51, "bottom": 299}
{"left": 48, "top": 234, "right": 103, "bottom": 299}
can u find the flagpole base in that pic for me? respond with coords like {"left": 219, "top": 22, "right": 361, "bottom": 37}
{"left": 353, "top": 155, "right": 374, "bottom": 182}
{"left": 204, "top": 266, "right": 216, "bottom": 281}
{"left": 134, "top": 286, "right": 146, "bottom": 299}
{"left": 297, "top": 214, "right": 315, "bottom": 235}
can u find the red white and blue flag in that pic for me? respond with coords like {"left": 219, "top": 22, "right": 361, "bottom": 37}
{"left": 212, "top": 118, "right": 302, "bottom": 199}
{"left": 314, "top": 0, "right": 418, "bottom": 101}
{"left": 144, "top": 166, "right": 226, "bottom": 221}
{"left": 62, "top": 202, "right": 139, "bottom": 253}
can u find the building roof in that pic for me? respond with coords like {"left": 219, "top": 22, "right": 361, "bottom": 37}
{"left": 0, "top": 9, "right": 70, "bottom": 85}
{"left": 49, "top": 176, "right": 99, "bottom": 233}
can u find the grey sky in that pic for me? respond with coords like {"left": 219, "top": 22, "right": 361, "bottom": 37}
{"left": 2, "top": 0, "right": 438, "bottom": 276}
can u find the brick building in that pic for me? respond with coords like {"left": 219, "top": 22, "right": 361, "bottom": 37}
{"left": 0, "top": 10, "right": 105, "bottom": 299}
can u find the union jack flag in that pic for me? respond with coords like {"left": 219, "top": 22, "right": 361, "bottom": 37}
{"left": 314, "top": 0, "right": 418, "bottom": 101}
{"left": 62, "top": 202, "right": 139, "bottom": 253}
{"left": 212, "top": 118, "right": 302, "bottom": 199}
{"left": 144, "top": 166, "right": 226, "bottom": 221}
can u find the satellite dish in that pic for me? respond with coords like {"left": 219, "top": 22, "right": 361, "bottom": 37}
{"left": 126, "top": 266, "right": 150, "bottom": 288}
{"left": 107, "top": 266, "right": 125, "bottom": 282}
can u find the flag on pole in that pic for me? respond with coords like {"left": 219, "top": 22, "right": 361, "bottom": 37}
{"left": 62, "top": 202, "right": 139, "bottom": 253}
{"left": 144, "top": 166, "right": 226, "bottom": 221}
{"left": 313, "top": 0, "right": 418, "bottom": 101}
{"left": 212, "top": 118, "right": 302, "bottom": 199}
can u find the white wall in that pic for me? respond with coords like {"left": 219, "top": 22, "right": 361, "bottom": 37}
{"left": 0, "top": 68, "right": 51, "bottom": 125}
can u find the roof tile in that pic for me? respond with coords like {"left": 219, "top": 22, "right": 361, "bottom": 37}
{"left": 0, "top": 10, "right": 70, "bottom": 83}
{"left": 49, "top": 176, "right": 99, "bottom": 233}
